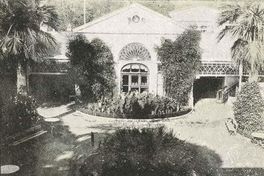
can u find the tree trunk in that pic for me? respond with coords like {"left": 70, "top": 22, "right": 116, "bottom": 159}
{"left": 238, "top": 61, "right": 243, "bottom": 91}
{"left": 17, "top": 62, "right": 27, "bottom": 95}
{"left": 188, "top": 83, "right": 194, "bottom": 109}
{"left": 248, "top": 63, "right": 259, "bottom": 83}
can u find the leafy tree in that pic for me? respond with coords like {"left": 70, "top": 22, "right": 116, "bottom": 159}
{"left": 46, "top": 0, "right": 174, "bottom": 30}
{"left": 139, "top": 0, "right": 175, "bottom": 16}
{"left": 67, "top": 34, "right": 115, "bottom": 101}
{"left": 46, "top": 0, "right": 123, "bottom": 30}
{"left": 157, "top": 28, "right": 201, "bottom": 106}
{"left": 218, "top": 2, "right": 264, "bottom": 82}
{"left": 0, "top": 0, "right": 59, "bottom": 94}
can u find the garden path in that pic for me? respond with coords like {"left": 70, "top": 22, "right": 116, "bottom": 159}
{"left": 164, "top": 98, "right": 264, "bottom": 168}
{"left": 37, "top": 98, "right": 264, "bottom": 170}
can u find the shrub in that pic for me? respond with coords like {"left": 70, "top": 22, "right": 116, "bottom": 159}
{"left": 79, "top": 92, "right": 188, "bottom": 119}
{"left": 67, "top": 35, "right": 116, "bottom": 101}
{"left": 7, "top": 93, "right": 41, "bottom": 133}
{"left": 233, "top": 82, "right": 264, "bottom": 134}
{"left": 79, "top": 127, "right": 222, "bottom": 176}
{"left": 157, "top": 28, "right": 201, "bottom": 105}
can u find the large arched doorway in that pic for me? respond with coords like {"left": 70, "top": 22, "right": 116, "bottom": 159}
{"left": 121, "top": 63, "right": 149, "bottom": 93}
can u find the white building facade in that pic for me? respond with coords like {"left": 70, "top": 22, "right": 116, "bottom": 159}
{"left": 73, "top": 3, "right": 186, "bottom": 95}
{"left": 33, "top": 3, "right": 253, "bottom": 104}
{"left": 70, "top": 4, "right": 240, "bottom": 101}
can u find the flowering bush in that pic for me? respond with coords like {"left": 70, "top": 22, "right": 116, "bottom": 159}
{"left": 79, "top": 92, "right": 190, "bottom": 119}
{"left": 8, "top": 93, "right": 40, "bottom": 132}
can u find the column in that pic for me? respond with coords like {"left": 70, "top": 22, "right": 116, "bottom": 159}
{"left": 188, "top": 83, "right": 194, "bottom": 109}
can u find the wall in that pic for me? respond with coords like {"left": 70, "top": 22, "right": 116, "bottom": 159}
{"left": 224, "top": 76, "right": 239, "bottom": 88}
{"left": 73, "top": 4, "right": 182, "bottom": 95}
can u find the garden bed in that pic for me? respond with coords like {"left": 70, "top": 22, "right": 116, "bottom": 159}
{"left": 75, "top": 105, "right": 192, "bottom": 120}
{"left": 73, "top": 92, "right": 192, "bottom": 120}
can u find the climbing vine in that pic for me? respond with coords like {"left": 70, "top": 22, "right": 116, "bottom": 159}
{"left": 157, "top": 28, "right": 201, "bottom": 105}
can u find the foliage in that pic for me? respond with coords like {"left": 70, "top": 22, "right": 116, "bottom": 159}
{"left": 0, "top": 56, "right": 17, "bottom": 74}
{"left": 0, "top": 0, "right": 59, "bottom": 93}
{"left": 6, "top": 93, "right": 41, "bottom": 133}
{"left": 156, "top": 28, "right": 201, "bottom": 105}
{"left": 78, "top": 92, "right": 190, "bottom": 119}
{"left": 137, "top": 0, "right": 175, "bottom": 16}
{"left": 46, "top": 0, "right": 175, "bottom": 30}
{"left": 217, "top": 2, "right": 264, "bottom": 82}
{"left": 67, "top": 34, "right": 115, "bottom": 101}
{"left": 233, "top": 82, "right": 264, "bottom": 134}
{"left": 0, "top": 0, "right": 59, "bottom": 60}
{"left": 79, "top": 127, "right": 222, "bottom": 176}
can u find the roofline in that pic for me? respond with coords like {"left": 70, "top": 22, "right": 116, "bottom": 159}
{"left": 73, "top": 3, "right": 184, "bottom": 32}
{"left": 131, "top": 3, "right": 184, "bottom": 28}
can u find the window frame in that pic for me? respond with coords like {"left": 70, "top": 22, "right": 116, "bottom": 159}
{"left": 121, "top": 63, "right": 149, "bottom": 93}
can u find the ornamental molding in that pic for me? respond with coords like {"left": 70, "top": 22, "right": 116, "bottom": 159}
{"left": 119, "top": 43, "right": 151, "bottom": 61}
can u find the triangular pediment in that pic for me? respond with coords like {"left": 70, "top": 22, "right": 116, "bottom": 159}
{"left": 73, "top": 3, "right": 183, "bottom": 34}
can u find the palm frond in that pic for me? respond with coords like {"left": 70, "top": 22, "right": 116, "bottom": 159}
{"left": 218, "top": 3, "right": 243, "bottom": 26}
{"left": 37, "top": 5, "right": 60, "bottom": 30}
{"left": 231, "top": 39, "right": 250, "bottom": 64}
{"left": 217, "top": 25, "right": 235, "bottom": 41}
{"left": 34, "top": 30, "right": 57, "bottom": 60}
{"left": 218, "top": 1, "right": 264, "bottom": 75}
{"left": 0, "top": 0, "right": 59, "bottom": 62}
{"left": 248, "top": 41, "right": 264, "bottom": 68}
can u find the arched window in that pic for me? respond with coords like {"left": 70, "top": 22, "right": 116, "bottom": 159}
{"left": 119, "top": 43, "right": 151, "bottom": 61}
{"left": 121, "top": 63, "right": 149, "bottom": 93}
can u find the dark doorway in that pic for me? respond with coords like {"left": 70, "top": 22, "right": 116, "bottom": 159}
{"left": 29, "top": 75, "right": 74, "bottom": 103}
{"left": 193, "top": 77, "right": 224, "bottom": 104}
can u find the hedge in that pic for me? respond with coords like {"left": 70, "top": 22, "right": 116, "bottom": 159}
{"left": 233, "top": 82, "right": 264, "bottom": 135}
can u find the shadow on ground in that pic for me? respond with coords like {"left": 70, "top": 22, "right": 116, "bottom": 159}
{"left": 1, "top": 109, "right": 264, "bottom": 176}
{"left": 1, "top": 113, "right": 111, "bottom": 176}
{"left": 222, "top": 168, "right": 264, "bottom": 176}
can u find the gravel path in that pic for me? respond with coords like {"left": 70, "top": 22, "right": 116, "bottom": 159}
{"left": 38, "top": 98, "right": 264, "bottom": 169}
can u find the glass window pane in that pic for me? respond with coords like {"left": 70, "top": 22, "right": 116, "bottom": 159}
{"left": 131, "top": 76, "right": 139, "bottom": 86}
{"left": 122, "top": 65, "right": 130, "bottom": 72}
{"left": 141, "top": 76, "right": 147, "bottom": 85}
{"left": 131, "top": 88, "right": 139, "bottom": 92}
{"left": 140, "top": 65, "right": 148, "bottom": 72}
{"left": 140, "top": 88, "right": 148, "bottom": 93}
{"left": 122, "top": 75, "right": 129, "bottom": 85}
{"left": 131, "top": 64, "right": 140, "bottom": 72}
{"left": 122, "top": 86, "right": 128, "bottom": 92}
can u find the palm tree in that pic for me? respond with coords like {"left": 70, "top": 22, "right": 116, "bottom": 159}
{"left": 218, "top": 2, "right": 264, "bottom": 83}
{"left": 0, "top": 0, "right": 59, "bottom": 94}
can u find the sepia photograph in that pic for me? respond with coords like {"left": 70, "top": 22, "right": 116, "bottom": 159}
{"left": 1, "top": 0, "right": 264, "bottom": 175}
